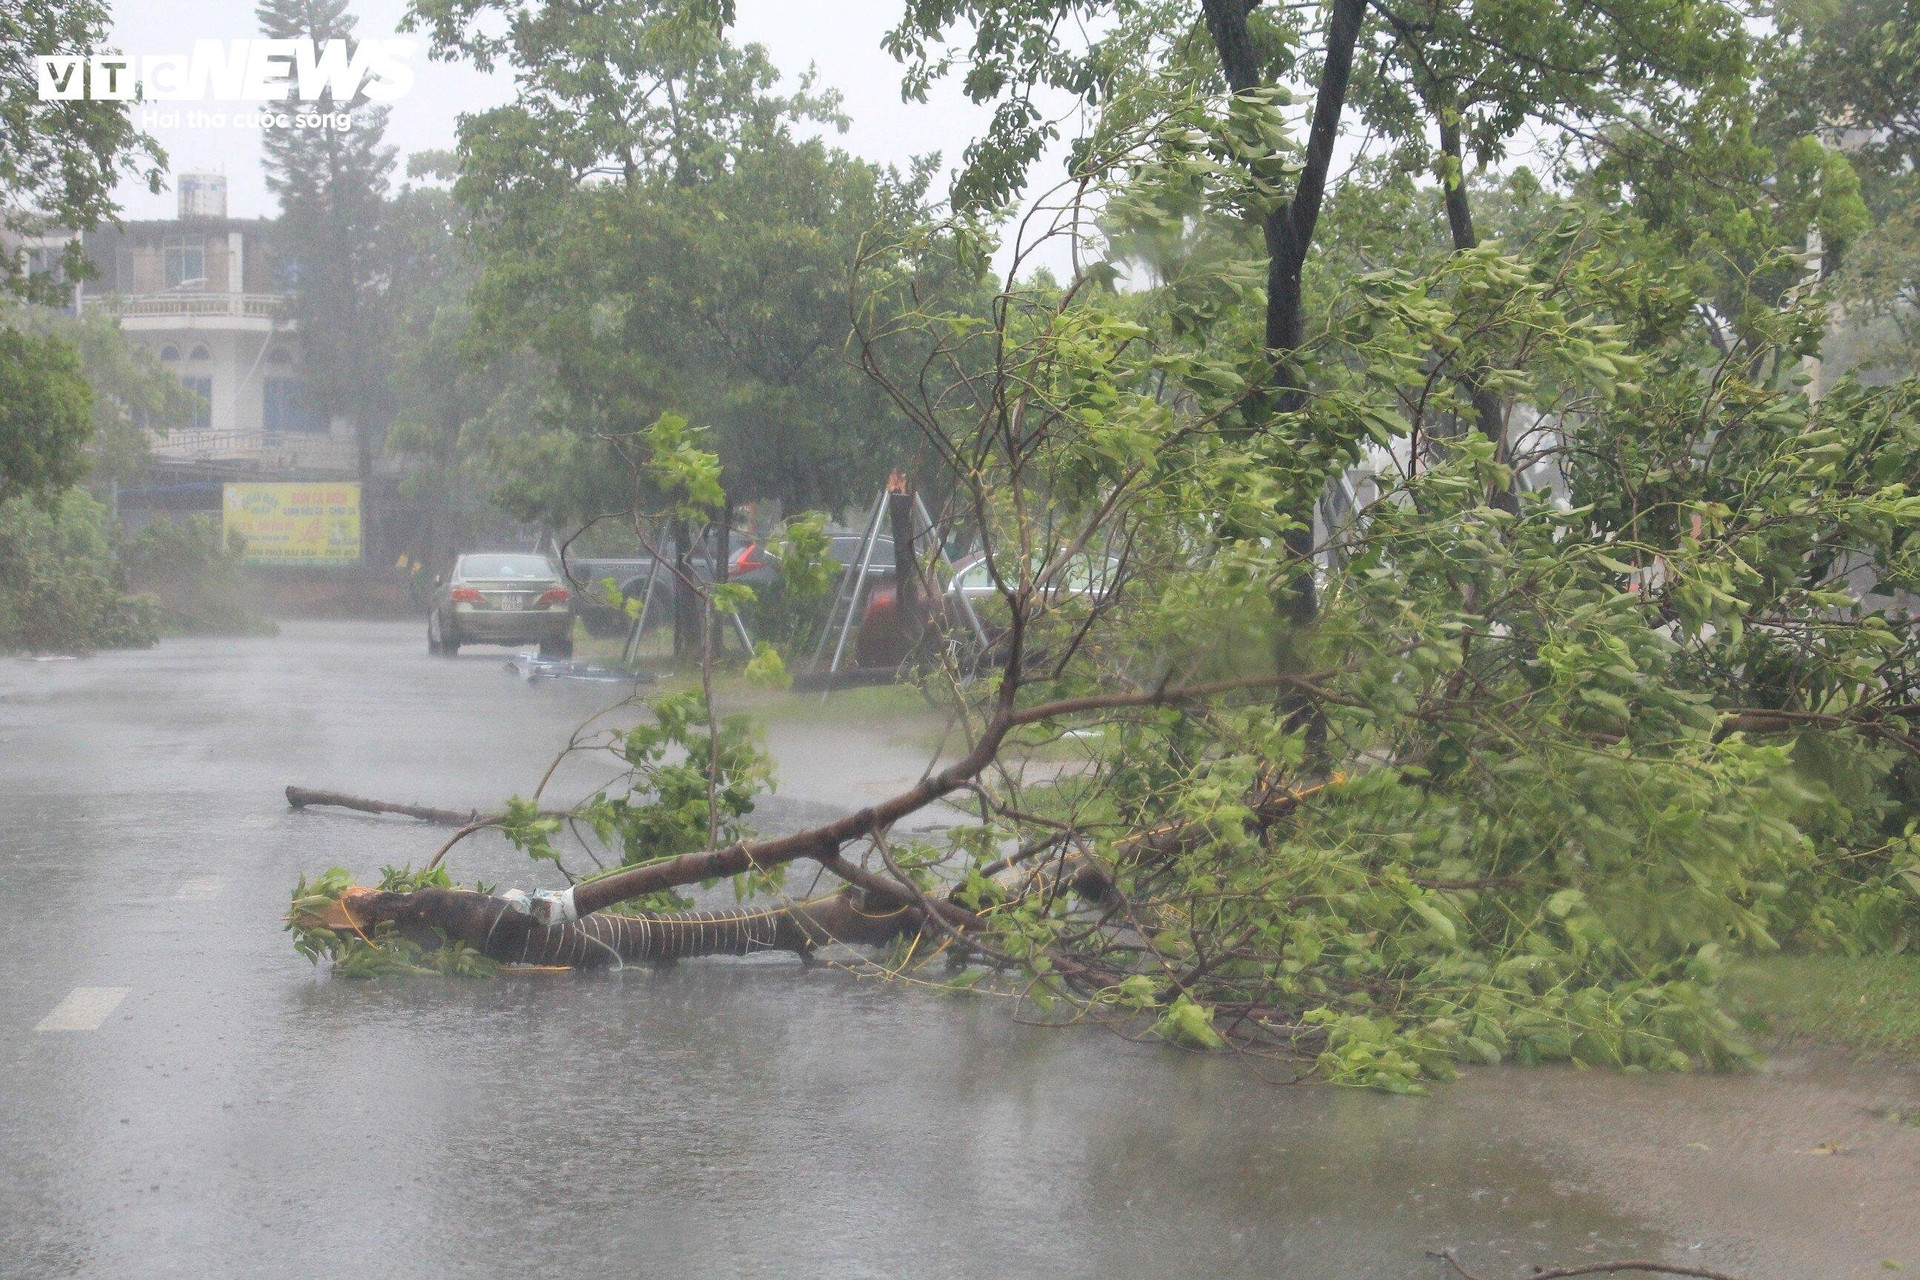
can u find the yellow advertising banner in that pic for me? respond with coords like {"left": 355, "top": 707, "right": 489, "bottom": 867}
{"left": 222, "top": 482, "right": 362, "bottom": 566}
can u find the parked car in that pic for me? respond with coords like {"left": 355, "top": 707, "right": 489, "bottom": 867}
{"left": 428, "top": 552, "right": 574, "bottom": 658}
{"left": 943, "top": 550, "right": 1124, "bottom": 608}
{"left": 729, "top": 534, "right": 897, "bottom": 587}
{"left": 825, "top": 550, "right": 1124, "bottom": 671}
{"left": 568, "top": 553, "right": 716, "bottom": 637}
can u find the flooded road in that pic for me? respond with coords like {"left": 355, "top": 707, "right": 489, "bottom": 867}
{"left": 2, "top": 622, "right": 1914, "bottom": 1279}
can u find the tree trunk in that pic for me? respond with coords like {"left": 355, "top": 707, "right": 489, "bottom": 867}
{"left": 315, "top": 777, "right": 1328, "bottom": 969}
{"left": 716, "top": 500, "right": 734, "bottom": 657}
{"left": 322, "top": 886, "right": 922, "bottom": 967}
{"left": 1438, "top": 116, "right": 1479, "bottom": 252}
{"left": 886, "top": 473, "right": 924, "bottom": 658}
{"left": 1436, "top": 114, "right": 1519, "bottom": 513}
{"left": 1200, "top": 0, "right": 1366, "bottom": 741}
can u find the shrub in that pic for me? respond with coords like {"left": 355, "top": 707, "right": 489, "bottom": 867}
{"left": 122, "top": 513, "right": 276, "bottom": 636}
{"left": 0, "top": 491, "right": 155, "bottom": 652}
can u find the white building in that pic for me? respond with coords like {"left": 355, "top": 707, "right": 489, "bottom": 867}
{"left": 80, "top": 174, "right": 357, "bottom": 476}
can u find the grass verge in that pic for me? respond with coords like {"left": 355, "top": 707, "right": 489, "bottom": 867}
{"left": 1730, "top": 954, "right": 1920, "bottom": 1060}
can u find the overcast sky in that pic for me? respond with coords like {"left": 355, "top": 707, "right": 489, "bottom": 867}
{"left": 107, "top": 0, "right": 1032, "bottom": 223}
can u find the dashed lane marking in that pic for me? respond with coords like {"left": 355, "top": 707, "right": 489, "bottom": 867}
{"left": 175, "top": 875, "right": 225, "bottom": 900}
{"left": 34, "top": 987, "right": 129, "bottom": 1031}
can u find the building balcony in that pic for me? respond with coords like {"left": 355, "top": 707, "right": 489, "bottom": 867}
{"left": 90, "top": 291, "right": 291, "bottom": 331}
{"left": 148, "top": 428, "right": 356, "bottom": 476}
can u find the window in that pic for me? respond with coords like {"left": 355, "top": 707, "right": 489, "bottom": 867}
{"left": 188, "top": 344, "right": 211, "bottom": 361}
{"left": 159, "top": 345, "right": 181, "bottom": 362}
{"left": 24, "top": 246, "right": 64, "bottom": 284}
{"left": 263, "top": 377, "right": 324, "bottom": 433}
{"left": 180, "top": 375, "right": 212, "bottom": 430}
{"left": 163, "top": 235, "right": 205, "bottom": 288}
{"left": 19, "top": 246, "right": 78, "bottom": 313}
{"left": 457, "top": 555, "right": 557, "bottom": 580}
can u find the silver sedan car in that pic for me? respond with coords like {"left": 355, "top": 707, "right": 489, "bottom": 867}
{"left": 428, "top": 552, "right": 574, "bottom": 658}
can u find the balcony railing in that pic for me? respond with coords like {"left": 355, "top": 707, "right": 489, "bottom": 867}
{"left": 149, "top": 428, "right": 354, "bottom": 472}
{"left": 92, "top": 292, "right": 287, "bottom": 320}
{"left": 151, "top": 428, "right": 263, "bottom": 458}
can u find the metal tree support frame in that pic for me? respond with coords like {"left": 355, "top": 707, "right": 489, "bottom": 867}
{"left": 619, "top": 527, "right": 753, "bottom": 666}
{"left": 812, "top": 487, "right": 892, "bottom": 678}
{"left": 808, "top": 477, "right": 984, "bottom": 681}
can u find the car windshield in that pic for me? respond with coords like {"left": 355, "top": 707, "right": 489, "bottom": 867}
{"left": 957, "top": 553, "right": 1116, "bottom": 590}
{"left": 459, "top": 554, "right": 555, "bottom": 579}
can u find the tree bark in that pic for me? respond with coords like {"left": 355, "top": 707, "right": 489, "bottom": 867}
{"left": 886, "top": 473, "right": 925, "bottom": 659}
{"left": 310, "top": 675, "right": 1324, "bottom": 981}
{"left": 1436, "top": 115, "right": 1519, "bottom": 512}
{"left": 1437, "top": 116, "right": 1479, "bottom": 252}
{"left": 323, "top": 886, "right": 922, "bottom": 967}
{"left": 1200, "top": 0, "right": 1366, "bottom": 738}
{"left": 1200, "top": 0, "right": 1368, "bottom": 384}
{"left": 716, "top": 499, "right": 734, "bottom": 658}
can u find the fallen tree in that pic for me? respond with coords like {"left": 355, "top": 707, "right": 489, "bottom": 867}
{"left": 287, "top": 685, "right": 1327, "bottom": 975}
{"left": 293, "top": 881, "right": 918, "bottom": 966}
{"left": 290, "top": 68, "right": 1920, "bottom": 1089}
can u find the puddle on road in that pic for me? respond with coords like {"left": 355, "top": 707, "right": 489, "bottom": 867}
{"left": 253, "top": 966, "right": 1673, "bottom": 1280}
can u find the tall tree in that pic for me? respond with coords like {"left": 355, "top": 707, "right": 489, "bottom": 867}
{"left": 0, "top": 0, "right": 165, "bottom": 504}
{"left": 257, "top": 0, "right": 399, "bottom": 553}
{"left": 1765, "top": 0, "right": 1920, "bottom": 376}
{"left": 410, "top": 0, "right": 937, "bottom": 655}
{"left": 291, "top": 0, "right": 1920, "bottom": 1100}
{"left": 890, "top": 0, "right": 1368, "bottom": 633}
{"left": 417, "top": 0, "right": 876, "bottom": 511}
{"left": 887, "top": 0, "right": 1769, "bottom": 606}
{"left": 1, "top": 0, "right": 165, "bottom": 299}
{"left": 380, "top": 152, "right": 548, "bottom": 573}
{"left": 1348, "top": 0, "right": 1749, "bottom": 482}
{"left": 1769, "top": 0, "right": 1920, "bottom": 182}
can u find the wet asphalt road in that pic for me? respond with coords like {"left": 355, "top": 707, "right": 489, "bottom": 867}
{"left": 0, "top": 622, "right": 1906, "bottom": 1279}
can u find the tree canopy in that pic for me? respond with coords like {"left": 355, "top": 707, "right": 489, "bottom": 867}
{"left": 298, "top": 0, "right": 1920, "bottom": 1090}
{"left": 403, "top": 0, "right": 953, "bottom": 529}
{"left": 0, "top": 0, "right": 164, "bottom": 505}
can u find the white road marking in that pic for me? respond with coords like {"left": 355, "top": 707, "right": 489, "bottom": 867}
{"left": 175, "top": 875, "right": 225, "bottom": 900}
{"left": 35, "top": 987, "right": 129, "bottom": 1031}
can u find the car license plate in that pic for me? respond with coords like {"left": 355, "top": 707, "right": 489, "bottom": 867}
{"left": 502, "top": 593, "right": 531, "bottom": 610}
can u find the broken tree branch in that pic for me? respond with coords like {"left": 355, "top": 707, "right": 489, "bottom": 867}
{"left": 1435, "top": 1249, "right": 1748, "bottom": 1280}
{"left": 558, "top": 674, "right": 1304, "bottom": 920}
{"left": 286, "top": 786, "right": 480, "bottom": 827}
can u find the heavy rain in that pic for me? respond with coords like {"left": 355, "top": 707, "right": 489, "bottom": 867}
{"left": 3, "top": 0, "right": 1918, "bottom": 1277}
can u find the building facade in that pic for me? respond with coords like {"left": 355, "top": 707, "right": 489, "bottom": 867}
{"left": 80, "top": 174, "right": 357, "bottom": 476}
